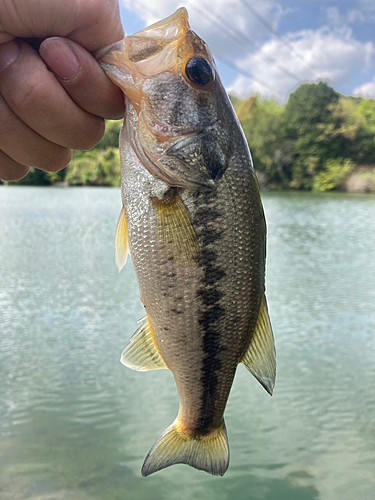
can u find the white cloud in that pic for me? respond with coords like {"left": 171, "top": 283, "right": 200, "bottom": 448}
{"left": 325, "top": 6, "right": 366, "bottom": 27}
{"left": 326, "top": 7, "right": 342, "bottom": 27}
{"left": 347, "top": 9, "right": 365, "bottom": 24}
{"left": 228, "top": 26, "right": 375, "bottom": 100}
{"left": 323, "top": 1, "right": 375, "bottom": 27}
{"left": 352, "top": 77, "right": 375, "bottom": 99}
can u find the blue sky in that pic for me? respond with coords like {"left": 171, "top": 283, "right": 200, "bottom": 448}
{"left": 118, "top": 0, "right": 375, "bottom": 101}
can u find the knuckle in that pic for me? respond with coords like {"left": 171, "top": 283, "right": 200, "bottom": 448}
{"left": 9, "top": 77, "right": 46, "bottom": 114}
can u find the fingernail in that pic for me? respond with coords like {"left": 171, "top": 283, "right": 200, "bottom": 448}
{"left": 40, "top": 38, "right": 80, "bottom": 81}
{"left": 0, "top": 40, "right": 20, "bottom": 71}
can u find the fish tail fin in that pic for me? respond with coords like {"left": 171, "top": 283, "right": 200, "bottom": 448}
{"left": 141, "top": 419, "right": 229, "bottom": 477}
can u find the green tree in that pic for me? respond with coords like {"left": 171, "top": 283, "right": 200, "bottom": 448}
{"left": 318, "top": 96, "right": 375, "bottom": 164}
{"left": 4, "top": 119, "right": 123, "bottom": 186}
{"left": 11, "top": 167, "right": 52, "bottom": 185}
{"left": 283, "top": 82, "right": 340, "bottom": 189}
{"left": 95, "top": 119, "right": 122, "bottom": 150}
{"left": 356, "top": 98, "right": 375, "bottom": 162}
{"left": 237, "top": 95, "right": 290, "bottom": 188}
{"left": 313, "top": 158, "right": 354, "bottom": 192}
{"left": 65, "top": 148, "right": 121, "bottom": 186}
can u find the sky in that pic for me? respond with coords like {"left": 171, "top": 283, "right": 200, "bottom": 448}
{"left": 118, "top": 0, "right": 375, "bottom": 102}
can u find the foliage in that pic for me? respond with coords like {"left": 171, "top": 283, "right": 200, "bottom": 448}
{"left": 282, "top": 82, "right": 340, "bottom": 189}
{"left": 313, "top": 158, "right": 354, "bottom": 192}
{"left": 228, "top": 94, "right": 242, "bottom": 111}
{"left": 237, "top": 95, "right": 290, "bottom": 188}
{"left": 65, "top": 147, "right": 121, "bottom": 186}
{"left": 4, "top": 120, "right": 123, "bottom": 187}
{"left": 8, "top": 167, "right": 52, "bottom": 185}
{"left": 4, "top": 86, "right": 375, "bottom": 192}
{"left": 236, "top": 83, "right": 375, "bottom": 191}
{"left": 94, "top": 119, "right": 122, "bottom": 150}
{"left": 63, "top": 120, "right": 122, "bottom": 186}
{"left": 318, "top": 96, "right": 375, "bottom": 164}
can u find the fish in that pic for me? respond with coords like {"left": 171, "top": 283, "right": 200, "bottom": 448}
{"left": 95, "top": 8, "right": 276, "bottom": 477}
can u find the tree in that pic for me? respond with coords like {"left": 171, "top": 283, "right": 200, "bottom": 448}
{"left": 318, "top": 95, "right": 375, "bottom": 164}
{"left": 283, "top": 82, "right": 340, "bottom": 189}
{"left": 237, "top": 95, "right": 290, "bottom": 188}
{"left": 65, "top": 148, "right": 120, "bottom": 186}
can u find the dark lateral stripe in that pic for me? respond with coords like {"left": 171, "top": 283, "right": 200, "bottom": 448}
{"left": 193, "top": 191, "right": 227, "bottom": 429}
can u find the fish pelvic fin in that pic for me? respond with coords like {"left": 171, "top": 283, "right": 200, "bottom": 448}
{"left": 121, "top": 316, "right": 167, "bottom": 371}
{"left": 241, "top": 293, "right": 276, "bottom": 395}
{"left": 142, "top": 419, "right": 229, "bottom": 477}
{"left": 115, "top": 205, "right": 129, "bottom": 272}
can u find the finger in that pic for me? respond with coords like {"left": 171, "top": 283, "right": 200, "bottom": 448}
{"left": 0, "top": 150, "right": 30, "bottom": 181}
{"left": 0, "top": 0, "right": 124, "bottom": 51}
{"left": 0, "top": 39, "right": 105, "bottom": 150}
{"left": 39, "top": 37, "right": 124, "bottom": 120}
{"left": 67, "top": 0, "right": 125, "bottom": 50}
{"left": 0, "top": 93, "right": 72, "bottom": 170}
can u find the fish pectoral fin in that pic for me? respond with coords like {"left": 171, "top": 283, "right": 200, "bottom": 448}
{"left": 241, "top": 293, "right": 276, "bottom": 395}
{"left": 142, "top": 419, "right": 229, "bottom": 477}
{"left": 121, "top": 316, "right": 167, "bottom": 371}
{"left": 152, "top": 190, "right": 199, "bottom": 268}
{"left": 115, "top": 205, "right": 129, "bottom": 272}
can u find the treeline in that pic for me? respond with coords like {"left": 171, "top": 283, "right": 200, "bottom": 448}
{"left": 3, "top": 119, "right": 122, "bottom": 187}
{"left": 236, "top": 82, "right": 375, "bottom": 192}
{"left": 3, "top": 82, "right": 375, "bottom": 192}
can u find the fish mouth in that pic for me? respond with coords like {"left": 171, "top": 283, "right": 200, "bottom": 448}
{"left": 93, "top": 8, "right": 192, "bottom": 114}
{"left": 94, "top": 7, "right": 212, "bottom": 114}
{"left": 94, "top": 9, "right": 226, "bottom": 190}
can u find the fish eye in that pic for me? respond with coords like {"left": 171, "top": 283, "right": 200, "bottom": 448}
{"left": 185, "top": 56, "right": 214, "bottom": 87}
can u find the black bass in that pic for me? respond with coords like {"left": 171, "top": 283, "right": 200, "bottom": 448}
{"left": 96, "top": 8, "right": 276, "bottom": 477}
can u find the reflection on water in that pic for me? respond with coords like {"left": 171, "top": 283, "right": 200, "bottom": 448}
{"left": 0, "top": 187, "right": 374, "bottom": 500}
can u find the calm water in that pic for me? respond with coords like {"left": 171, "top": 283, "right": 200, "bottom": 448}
{"left": 0, "top": 186, "right": 374, "bottom": 500}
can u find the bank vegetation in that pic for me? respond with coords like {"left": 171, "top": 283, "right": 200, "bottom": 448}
{"left": 3, "top": 82, "right": 375, "bottom": 193}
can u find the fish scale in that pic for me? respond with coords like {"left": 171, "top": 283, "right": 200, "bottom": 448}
{"left": 96, "top": 7, "right": 275, "bottom": 477}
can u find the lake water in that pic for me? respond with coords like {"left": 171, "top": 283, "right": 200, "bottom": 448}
{"left": 0, "top": 186, "right": 374, "bottom": 500}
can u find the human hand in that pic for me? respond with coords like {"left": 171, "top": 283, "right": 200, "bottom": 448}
{"left": 0, "top": 0, "right": 125, "bottom": 181}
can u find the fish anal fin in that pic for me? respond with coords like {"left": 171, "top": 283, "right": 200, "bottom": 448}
{"left": 142, "top": 418, "right": 229, "bottom": 477}
{"left": 121, "top": 315, "right": 167, "bottom": 371}
{"left": 152, "top": 189, "right": 199, "bottom": 268}
{"left": 115, "top": 205, "right": 129, "bottom": 272}
{"left": 241, "top": 294, "right": 276, "bottom": 395}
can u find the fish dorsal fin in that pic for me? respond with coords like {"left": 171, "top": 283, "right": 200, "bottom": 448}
{"left": 115, "top": 205, "right": 129, "bottom": 272}
{"left": 241, "top": 294, "right": 276, "bottom": 395}
{"left": 121, "top": 316, "right": 168, "bottom": 371}
{"left": 152, "top": 189, "right": 199, "bottom": 268}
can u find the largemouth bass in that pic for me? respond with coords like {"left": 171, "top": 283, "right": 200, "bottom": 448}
{"left": 96, "top": 8, "right": 276, "bottom": 477}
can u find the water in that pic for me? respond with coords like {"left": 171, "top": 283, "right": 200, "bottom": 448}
{"left": 0, "top": 186, "right": 374, "bottom": 500}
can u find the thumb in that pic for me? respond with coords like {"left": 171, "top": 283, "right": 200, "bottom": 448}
{"left": 39, "top": 37, "right": 124, "bottom": 120}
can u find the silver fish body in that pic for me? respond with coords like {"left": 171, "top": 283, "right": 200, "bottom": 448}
{"left": 97, "top": 8, "right": 276, "bottom": 477}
